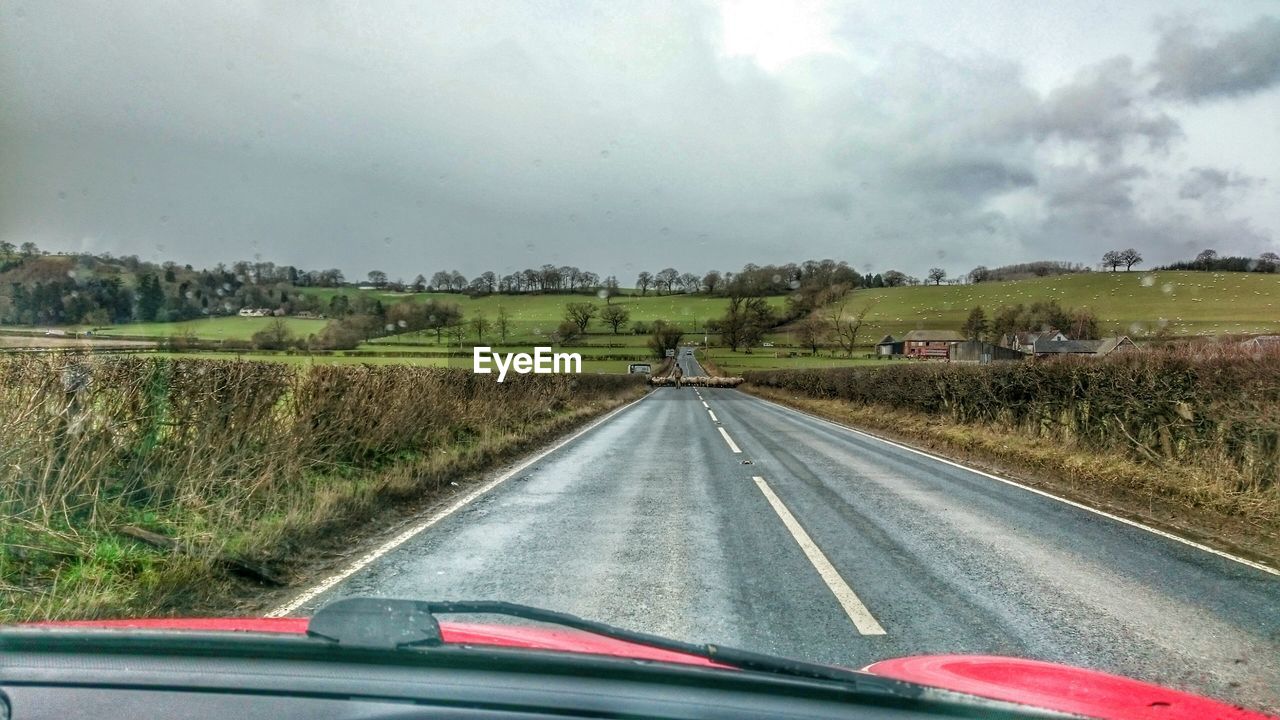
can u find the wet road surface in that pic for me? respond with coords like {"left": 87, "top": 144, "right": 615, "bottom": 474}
{"left": 291, "top": 349, "right": 1280, "bottom": 711}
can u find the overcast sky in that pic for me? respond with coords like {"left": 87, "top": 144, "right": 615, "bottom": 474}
{"left": 3, "top": 1, "right": 1279, "bottom": 282}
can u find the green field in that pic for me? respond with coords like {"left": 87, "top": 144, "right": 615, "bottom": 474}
{"left": 69, "top": 316, "right": 330, "bottom": 341}
{"left": 703, "top": 347, "right": 899, "bottom": 375}
{"left": 307, "top": 289, "right": 785, "bottom": 343}
{"left": 809, "top": 271, "right": 1280, "bottom": 341}
{"left": 117, "top": 351, "right": 636, "bottom": 374}
{"left": 38, "top": 271, "right": 1280, "bottom": 362}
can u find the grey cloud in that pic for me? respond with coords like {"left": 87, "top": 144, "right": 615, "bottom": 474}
{"left": 1152, "top": 16, "right": 1280, "bottom": 101}
{"left": 1036, "top": 57, "right": 1181, "bottom": 163}
{"left": 0, "top": 2, "right": 1275, "bottom": 280}
{"left": 1044, "top": 165, "right": 1148, "bottom": 211}
{"left": 1179, "top": 167, "right": 1258, "bottom": 199}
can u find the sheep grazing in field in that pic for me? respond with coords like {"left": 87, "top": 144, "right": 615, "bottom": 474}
{"left": 648, "top": 375, "right": 743, "bottom": 388}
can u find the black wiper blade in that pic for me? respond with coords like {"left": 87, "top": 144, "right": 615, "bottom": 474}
{"left": 306, "top": 598, "right": 893, "bottom": 690}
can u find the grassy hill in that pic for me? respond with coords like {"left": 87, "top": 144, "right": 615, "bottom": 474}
{"left": 70, "top": 316, "right": 330, "bottom": 341}
{"left": 813, "top": 271, "right": 1280, "bottom": 342}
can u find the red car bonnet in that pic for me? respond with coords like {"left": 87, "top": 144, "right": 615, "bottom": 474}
{"left": 29, "top": 619, "right": 1276, "bottom": 719}
{"left": 865, "top": 655, "right": 1274, "bottom": 720}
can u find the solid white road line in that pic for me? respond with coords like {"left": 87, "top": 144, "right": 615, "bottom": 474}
{"left": 268, "top": 393, "right": 651, "bottom": 617}
{"left": 752, "top": 476, "right": 886, "bottom": 635}
{"left": 718, "top": 426, "right": 742, "bottom": 453}
{"left": 708, "top": 409, "right": 719, "bottom": 423}
{"left": 750, "top": 395, "right": 1280, "bottom": 578}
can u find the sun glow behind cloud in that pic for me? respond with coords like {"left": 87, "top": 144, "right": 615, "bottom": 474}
{"left": 717, "top": 0, "right": 844, "bottom": 71}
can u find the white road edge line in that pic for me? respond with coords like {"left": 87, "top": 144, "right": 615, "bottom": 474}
{"left": 267, "top": 393, "right": 652, "bottom": 617}
{"left": 751, "top": 395, "right": 1280, "bottom": 578}
{"left": 718, "top": 426, "right": 742, "bottom": 453}
{"left": 752, "top": 476, "right": 886, "bottom": 635}
{"left": 708, "top": 409, "right": 719, "bottom": 423}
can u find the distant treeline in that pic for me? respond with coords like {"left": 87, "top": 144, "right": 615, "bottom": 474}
{"left": 0, "top": 243, "right": 345, "bottom": 326}
{"left": 378, "top": 259, "right": 908, "bottom": 297}
{"left": 967, "top": 261, "right": 1090, "bottom": 283}
{"left": 1157, "top": 249, "right": 1278, "bottom": 274}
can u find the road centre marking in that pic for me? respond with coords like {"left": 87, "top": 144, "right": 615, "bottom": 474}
{"left": 751, "top": 395, "right": 1280, "bottom": 578}
{"left": 268, "top": 393, "right": 651, "bottom": 617}
{"left": 702, "top": 401, "right": 709, "bottom": 408}
{"left": 753, "top": 476, "right": 886, "bottom": 635}
{"left": 708, "top": 409, "right": 719, "bottom": 422}
{"left": 718, "top": 426, "right": 742, "bottom": 453}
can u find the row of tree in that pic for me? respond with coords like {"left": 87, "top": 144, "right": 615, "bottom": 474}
{"left": 368, "top": 260, "right": 918, "bottom": 299}
{"left": 1158, "top": 249, "right": 1279, "bottom": 273}
{"left": 960, "top": 301, "right": 1100, "bottom": 343}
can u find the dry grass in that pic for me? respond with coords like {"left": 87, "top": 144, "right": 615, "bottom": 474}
{"left": 1, "top": 355, "right": 645, "bottom": 621}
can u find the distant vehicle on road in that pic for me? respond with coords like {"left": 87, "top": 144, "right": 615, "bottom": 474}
{"left": 627, "top": 363, "right": 651, "bottom": 374}
{"left": 762, "top": 341, "right": 774, "bottom": 348}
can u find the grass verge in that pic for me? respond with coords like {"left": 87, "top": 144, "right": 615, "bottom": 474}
{"left": 1, "top": 356, "right": 646, "bottom": 622}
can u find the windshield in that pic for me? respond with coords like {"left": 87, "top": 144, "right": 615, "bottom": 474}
{"left": 2, "top": 1, "right": 1278, "bottom": 716}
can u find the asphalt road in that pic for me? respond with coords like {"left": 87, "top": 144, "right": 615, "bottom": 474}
{"left": 291, "top": 348, "right": 1280, "bottom": 711}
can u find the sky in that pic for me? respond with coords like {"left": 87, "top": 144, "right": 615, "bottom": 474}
{"left": 2, "top": 0, "right": 1279, "bottom": 283}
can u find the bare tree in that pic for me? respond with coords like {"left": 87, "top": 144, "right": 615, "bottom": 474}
{"left": 882, "top": 270, "right": 908, "bottom": 287}
{"left": 470, "top": 312, "right": 490, "bottom": 341}
{"left": 600, "top": 304, "right": 630, "bottom": 334}
{"left": 430, "top": 271, "right": 452, "bottom": 290}
{"left": 367, "top": 270, "right": 388, "bottom": 287}
{"left": 564, "top": 302, "right": 599, "bottom": 333}
{"left": 1195, "top": 249, "right": 1218, "bottom": 269}
{"left": 719, "top": 295, "right": 775, "bottom": 351}
{"left": 655, "top": 268, "right": 680, "bottom": 295}
{"left": 678, "top": 272, "right": 701, "bottom": 293}
{"left": 793, "top": 313, "right": 830, "bottom": 355}
{"left": 1118, "top": 248, "right": 1143, "bottom": 271}
{"left": 927, "top": 267, "right": 946, "bottom": 285}
{"left": 828, "top": 298, "right": 876, "bottom": 357}
{"left": 702, "top": 270, "right": 722, "bottom": 294}
{"left": 1101, "top": 251, "right": 1122, "bottom": 272}
{"left": 494, "top": 306, "right": 512, "bottom": 343}
{"left": 636, "top": 271, "right": 653, "bottom": 296}
{"left": 601, "top": 275, "right": 620, "bottom": 303}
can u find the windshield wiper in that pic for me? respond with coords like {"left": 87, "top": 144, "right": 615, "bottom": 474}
{"left": 307, "top": 597, "right": 879, "bottom": 688}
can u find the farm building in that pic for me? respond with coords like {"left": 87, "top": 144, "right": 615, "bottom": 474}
{"left": 1033, "top": 336, "right": 1136, "bottom": 358}
{"left": 1002, "top": 329, "right": 1067, "bottom": 354}
{"left": 950, "top": 341, "right": 1026, "bottom": 364}
{"left": 875, "top": 335, "right": 904, "bottom": 357}
{"left": 902, "top": 330, "right": 965, "bottom": 359}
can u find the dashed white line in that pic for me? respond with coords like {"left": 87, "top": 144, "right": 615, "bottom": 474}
{"left": 267, "top": 393, "right": 650, "bottom": 617}
{"left": 752, "top": 476, "right": 885, "bottom": 635}
{"left": 702, "top": 400, "right": 709, "bottom": 408}
{"left": 708, "top": 409, "right": 719, "bottom": 422}
{"left": 717, "top": 426, "right": 742, "bottom": 453}
{"left": 750, "top": 395, "right": 1280, "bottom": 578}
